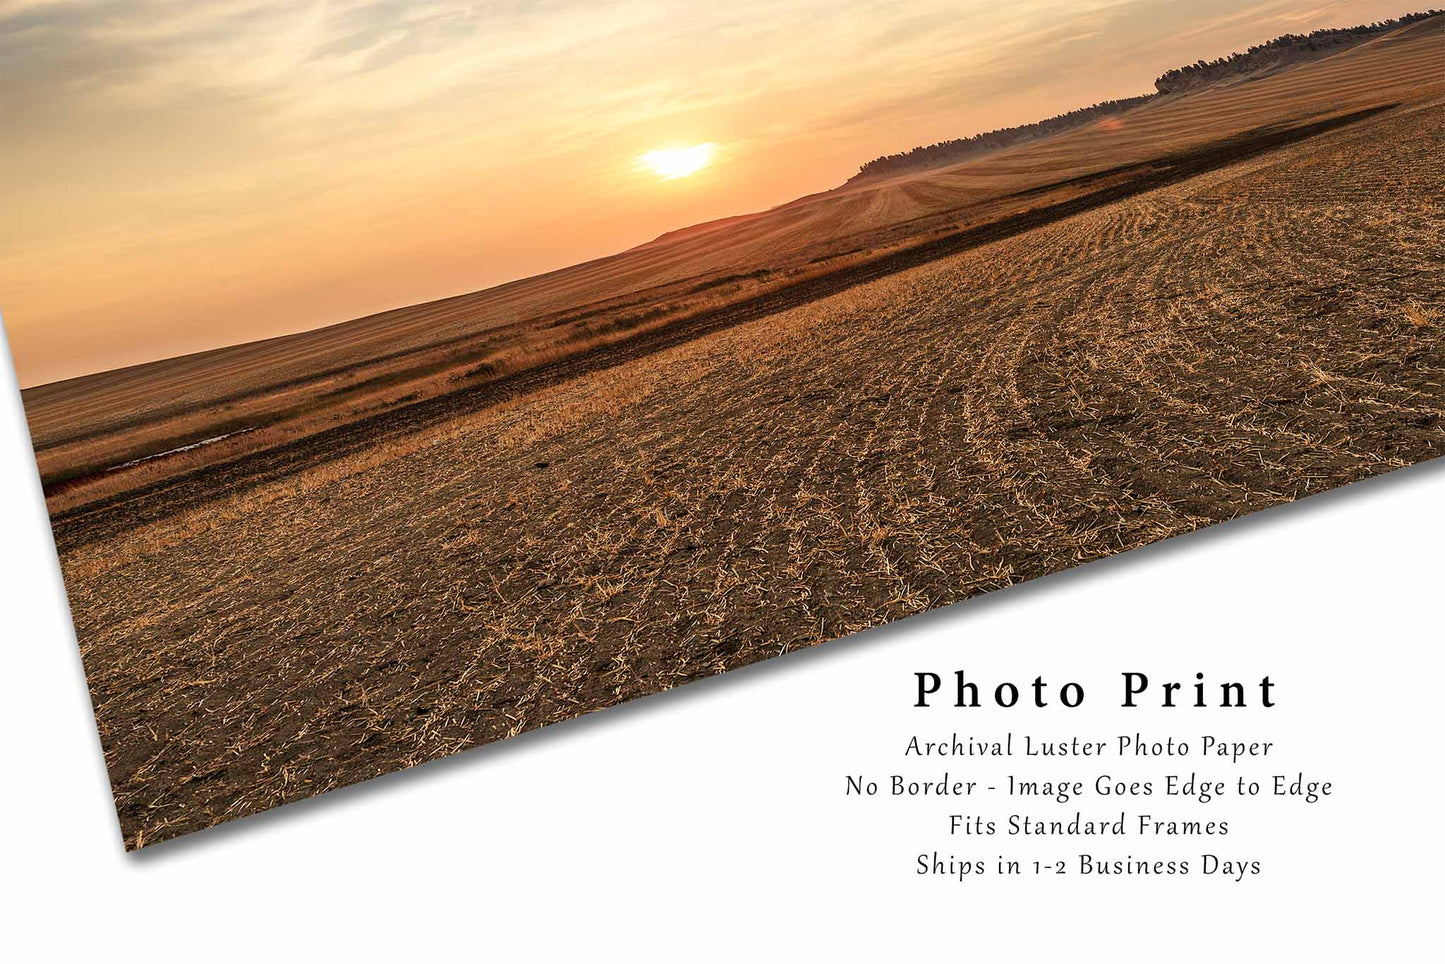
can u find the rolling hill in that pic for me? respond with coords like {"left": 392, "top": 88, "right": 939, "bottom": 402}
{"left": 21, "top": 12, "right": 1445, "bottom": 517}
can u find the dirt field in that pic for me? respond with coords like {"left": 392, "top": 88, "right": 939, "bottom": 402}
{"left": 54, "top": 86, "right": 1444, "bottom": 847}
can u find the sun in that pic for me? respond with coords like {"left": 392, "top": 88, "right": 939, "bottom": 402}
{"left": 639, "top": 143, "right": 716, "bottom": 180}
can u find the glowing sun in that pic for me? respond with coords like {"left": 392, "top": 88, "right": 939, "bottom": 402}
{"left": 639, "top": 143, "right": 716, "bottom": 179}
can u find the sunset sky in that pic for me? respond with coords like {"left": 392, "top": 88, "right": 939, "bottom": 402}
{"left": 0, "top": 0, "right": 1414, "bottom": 386}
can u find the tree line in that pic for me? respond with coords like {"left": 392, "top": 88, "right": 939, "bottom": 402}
{"left": 1155, "top": 10, "right": 1440, "bottom": 93}
{"left": 852, "top": 10, "right": 1440, "bottom": 182}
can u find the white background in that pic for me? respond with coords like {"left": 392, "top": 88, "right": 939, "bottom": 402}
{"left": 1, "top": 320, "right": 1439, "bottom": 960}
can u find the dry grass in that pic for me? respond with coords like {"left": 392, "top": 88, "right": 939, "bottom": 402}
{"left": 1403, "top": 302, "right": 1440, "bottom": 328}
{"left": 56, "top": 95, "right": 1445, "bottom": 849}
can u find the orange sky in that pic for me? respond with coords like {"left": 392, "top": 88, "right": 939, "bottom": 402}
{"left": 0, "top": 0, "right": 1415, "bottom": 387}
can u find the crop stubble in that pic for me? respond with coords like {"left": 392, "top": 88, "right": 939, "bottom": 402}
{"left": 64, "top": 101, "right": 1443, "bottom": 849}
